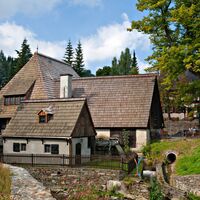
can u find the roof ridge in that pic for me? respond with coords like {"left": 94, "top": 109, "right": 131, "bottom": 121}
{"left": 73, "top": 74, "right": 157, "bottom": 81}
{"left": 22, "top": 97, "right": 86, "bottom": 103}
{"left": 34, "top": 52, "right": 72, "bottom": 67}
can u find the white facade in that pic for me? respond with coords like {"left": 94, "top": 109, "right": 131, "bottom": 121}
{"left": 135, "top": 129, "right": 150, "bottom": 150}
{"left": 3, "top": 138, "right": 70, "bottom": 155}
{"left": 96, "top": 129, "right": 110, "bottom": 139}
{"left": 71, "top": 137, "right": 90, "bottom": 156}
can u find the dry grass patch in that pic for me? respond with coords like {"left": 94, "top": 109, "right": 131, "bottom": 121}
{"left": 0, "top": 163, "right": 11, "bottom": 200}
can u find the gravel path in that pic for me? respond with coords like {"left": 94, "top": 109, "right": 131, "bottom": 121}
{"left": 6, "top": 165, "right": 55, "bottom": 200}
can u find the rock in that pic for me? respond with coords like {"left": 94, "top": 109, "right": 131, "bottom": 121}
{"left": 101, "top": 184, "right": 106, "bottom": 191}
{"left": 107, "top": 180, "right": 122, "bottom": 191}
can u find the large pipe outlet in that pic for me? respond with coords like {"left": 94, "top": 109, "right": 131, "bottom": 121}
{"left": 166, "top": 152, "right": 176, "bottom": 164}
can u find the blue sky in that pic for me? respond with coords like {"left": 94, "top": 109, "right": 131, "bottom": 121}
{"left": 0, "top": 0, "right": 151, "bottom": 74}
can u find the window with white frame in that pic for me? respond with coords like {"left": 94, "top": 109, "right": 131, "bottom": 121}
{"left": 13, "top": 143, "right": 26, "bottom": 152}
{"left": 44, "top": 144, "right": 59, "bottom": 154}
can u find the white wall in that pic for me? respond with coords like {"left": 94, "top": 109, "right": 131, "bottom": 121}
{"left": 3, "top": 138, "right": 70, "bottom": 155}
{"left": 96, "top": 129, "right": 110, "bottom": 139}
{"left": 71, "top": 137, "right": 90, "bottom": 156}
{"left": 135, "top": 129, "right": 150, "bottom": 150}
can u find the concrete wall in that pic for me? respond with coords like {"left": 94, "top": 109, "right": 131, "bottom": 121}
{"left": 71, "top": 137, "right": 90, "bottom": 156}
{"left": 135, "top": 129, "right": 150, "bottom": 150}
{"left": 96, "top": 129, "right": 110, "bottom": 139}
{"left": 3, "top": 138, "right": 70, "bottom": 155}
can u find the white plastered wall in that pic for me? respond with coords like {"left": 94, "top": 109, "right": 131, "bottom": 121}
{"left": 96, "top": 129, "right": 110, "bottom": 139}
{"left": 71, "top": 137, "right": 90, "bottom": 156}
{"left": 135, "top": 129, "right": 150, "bottom": 150}
{"left": 3, "top": 138, "right": 70, "bottom": 155}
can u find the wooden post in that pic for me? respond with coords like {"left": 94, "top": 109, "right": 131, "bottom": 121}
{"left": 63, "top": 154, "right": 65, "bottom": 166}
{"left": 32, "top": 154, "right": 34, "bottom": 166}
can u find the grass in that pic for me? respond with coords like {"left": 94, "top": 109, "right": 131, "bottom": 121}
{"left": 142, "top": 139, "right": 200, "bottom": 175}
{"left": 0, "top": 163, "right": 11, "bottom": 200}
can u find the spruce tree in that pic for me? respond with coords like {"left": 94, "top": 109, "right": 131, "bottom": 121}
{"left": 15, "top": 38, "right": 32, "bottom": 74}
{"left": 130, "top": 50, "right": 139, "bottom": 74}
{"left": 74, "top": 41, "right": 85, "bottom": 76}
{"left": 63, "top": 40, "right": 74, "bottom": 66}
{"left": 0, "top": 50, "right": 15, "bottom": 88}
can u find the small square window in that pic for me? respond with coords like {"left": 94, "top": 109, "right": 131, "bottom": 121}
{"left": 21, "top": 143, "right": 26, "bottom": 151}
{"left": 13, "top": 143, "right": 20, "bottom": 152}
{"left": 39, "top": 115, "right": 46, "bottom": 123}
{"left": 44, "top": 144, "right": 51, "bottom": 153}
{"left": 51, "top": 144, "right": 59, "bottom": 154}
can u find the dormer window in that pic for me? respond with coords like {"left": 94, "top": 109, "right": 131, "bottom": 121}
{"left": 4, "top": 95, "right": 25, "bottom": 105}
{"left": 38, "top": 106, "right": 54, "bottom": 123}
{"left": 39, "top": 115, "right": 46, "bottom": 123}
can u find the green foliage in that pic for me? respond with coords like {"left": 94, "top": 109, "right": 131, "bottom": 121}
{"left": 96, "top": 66, "right": 111, "bottom": 76}
{"left": 0, "top": 51, "right": 15, "bottom": 89}
{"left": 82, "top": 69, "right": 94, "bottom": 77}
{"left": 95, "top": 48, "right": 139, "bottom": 76}
{"left": 130, "top": 50, "right": 139, "bottom": 74}
{"left": 176, "top": 146, "right": 200, "bottom": 175}
{"left": 131, "top": 0, "right": 200, "bottom": 105}
{"left": 142, "top": 139, "right": 200, "bottom": 175}
{"left": 15, "top": 38, "right": 32, "bottom": 75}
{"left": 74, "top": 41, "right": 85, "bottom": 76}
{"left": 63, "top": 40, "right": 74, "bottom": 66}
{"left": 122, "top": 129, "right": 130, "bottom": 154}
{"left": 149, "top": 178, "right": 163, "bottom": 200}
{"left": 142, "top": 143, "right": 152, "bottom": 158}
{"left": 188, "top": 193, "right": 200, "bottom": 200}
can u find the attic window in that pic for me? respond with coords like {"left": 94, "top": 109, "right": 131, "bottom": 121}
{"left": 38, "top": 108, "right": 54, "bottom": 123}
{"left": 39, "top": 115, "right": 46, "bottom": 123}
{"left": 4, "top": 95, "right": 25, "bottom": 105}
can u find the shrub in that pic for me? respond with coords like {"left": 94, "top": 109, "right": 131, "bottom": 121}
{"left": 149, "top": 178, "right": 163, "bottom": 200}
{"left": 142, "top": 143, "right": 151, "bottom": 158}
{"left": 122, "top": 129, "right": 130, "bottom": 154}
{"left": 188, "top": 193, "right": 200, "bottom": 200}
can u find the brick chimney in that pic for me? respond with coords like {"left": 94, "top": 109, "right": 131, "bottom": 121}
{"left": 60, "top": 74, "right": 73, "bottom": 98}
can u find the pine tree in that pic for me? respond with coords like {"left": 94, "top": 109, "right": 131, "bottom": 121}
{"left": 15, "top": 38, "right": 32, "bottom": 74}
{"left": 0, "top": 50, "right": 15, "bottom": 88}
{"left": 130, "top": 50, "right": 139, "bottom": 74}
{"left": 63, "top": 40, "right": 74, "bottom": 66}
{"left": 74, "top": 41, "right": 85, "bottom": 76}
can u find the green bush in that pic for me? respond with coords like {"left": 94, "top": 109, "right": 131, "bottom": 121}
{"left": 188, "top": 193, "right": 200, "bottom": 200}
{"left": 149, "top": 178, "right": 164, "bottom": 200}
{"left": 142, "top": 143, "right": 151, "bottom": 158}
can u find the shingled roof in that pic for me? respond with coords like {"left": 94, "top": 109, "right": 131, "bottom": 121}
{"left": 0, "top": 53, "right": 79, "bottom": 118}
{"left": 2, "top": 98, "right": 91, "bottom": 138}
{"left": 71, "top": 75, "right": 157, "bottom": 128}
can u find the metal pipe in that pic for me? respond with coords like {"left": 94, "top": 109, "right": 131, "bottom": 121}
{"left": 166, "top": 152, "right": 176, "bottom": 164}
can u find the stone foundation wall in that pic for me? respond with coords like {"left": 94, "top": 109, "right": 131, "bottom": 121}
{"left": 26, "top": 166, "right": 122, "bottom": 189}
{"left": 173, "top": 175, "right": 200, "bottom": 196}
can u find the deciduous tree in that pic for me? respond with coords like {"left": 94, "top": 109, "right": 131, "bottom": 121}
{"left": 130, "top": 0, "right": 200, "bottom": 105}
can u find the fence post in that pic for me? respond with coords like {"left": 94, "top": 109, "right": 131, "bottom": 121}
{"left": 121, "top": 157, "right": 123, "bottom": 171}
{"left": 63, "top": 154, "right": 65, "bottom": 166}
{"left": 32, "top": 154, "right": 34, "bottom": 166}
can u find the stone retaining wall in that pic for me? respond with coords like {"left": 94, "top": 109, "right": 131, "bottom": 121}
{"left": 173, "top": 175, "right": 200, "bottom": 196}
{"left": 26, "top": 166, "right": 122, "bottom": 189}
